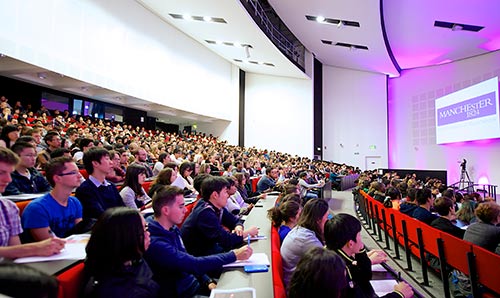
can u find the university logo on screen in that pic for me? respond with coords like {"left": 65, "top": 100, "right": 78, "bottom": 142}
{"left": 437, "top": 91, "right": 497, "bottom": 126}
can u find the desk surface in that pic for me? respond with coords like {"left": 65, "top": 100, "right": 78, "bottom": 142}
{"left": 216, "top": 195, "right": 276, "bottom": 297}
{"left": 3, "top": 192, "right": 47, "bottom": 202}
{"left": 24, "top": 259, "right": 81, "bottom": 276}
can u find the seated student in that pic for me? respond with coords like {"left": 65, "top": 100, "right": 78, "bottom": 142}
{"left": 144, "top": 186, "right": 252, "bottom": 297}
{"left": 0, "top": 261, "right": 59, "bottom": 298}
{"left": 368, "top": 181, "right": 386, "bottom": 203}
{"left": 105, "top": 150, "right": 125, "bottom": 183}
{"left": 281, "top": 198, "right": 330, "bottom": 287}
{"left": 148, "top": 168, "right": 177, "bottom": 197}
{"left": 324, "top": 213, "right": 413, "bottom": 298}
{"left": 288, "top": 247, "right": 347, "bottom": 298}
{"left": 72, "top": 138, "right": 94, "bottom": 165}
{"left": 431, "top": 197, "right": 465, "bottom": 239}
{"left": 225, "top": 176, "right": 253, "bottom": 216}
{"left": 297, "top": 171, "right": 325, "bottom": 202}
{"left": 21, "top": 157, "right": 84, "bottom": 241}
{"left": 463, "top": 201, "right": 500, "bottom": 254}
{"left": 84, "top": 207, "right": 160, "bottom": 298}
{"left": 3, "top": 142, "right": 51, "bottom": 195}
{"left": 267, "top": 197, "right": 302, "bottom": 243}
{"left": 0, "top": 147, "right": 65, "bottom": 259}
{"left": 384, "top": 187, "right": 402, "bottom": 209}
{"left": 411, "top": 188, "right": 438, "bottom": 225}
{"left": 75, "top": 148, "right": 125, "bottom": 220}
{"left": 181, "top": 176, "right": 258, "bottom": 257}
{"left": 233, "top": 173, "right": 266, "bottom": 205}
{"left": 119, "top": 164, "right": 151, "bottom": 209}
{"left": 399, "top": 187, "right": 418, "bottom": 215}
{"left": 256, "top": 166, "right": 280, "bottom": 193}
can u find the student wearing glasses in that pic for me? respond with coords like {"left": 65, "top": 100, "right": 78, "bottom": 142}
{"left": 21, "top": 156, "right": 84, "bottom": 241}
{"left": 3, "top": 141, "right": 51, "bottom": 195}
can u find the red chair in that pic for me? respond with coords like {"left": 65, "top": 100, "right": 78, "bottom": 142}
{"left": 271, "top": 226, "right": 286, "bottom": 298}
{"left": 56, "top": 262, "right": 85, "bottom": 298}
{"left": 439, "top": 232, "right": 474, "bottom": 298}
{"left": 142, "top": 181, "right": 153, "bottom": 194}
{"left": 79, "top": 169, "right": 89, "bottom": 179}
{"left": 251, "top": 176, "right": 261, "bottom": 193}
{"left": 15, "top": 200, "right": 32, "bottom": 217}
{"left": 472, "top": 244, "right": 500, "bottom": 296}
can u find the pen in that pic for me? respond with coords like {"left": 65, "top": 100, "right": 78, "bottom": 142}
{"left": 247, "top": 235, "right": 251, "bottom": 246}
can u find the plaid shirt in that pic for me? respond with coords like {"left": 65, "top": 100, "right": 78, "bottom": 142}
{"left": 0, "top": 199, "right": 23, "bottom": 246}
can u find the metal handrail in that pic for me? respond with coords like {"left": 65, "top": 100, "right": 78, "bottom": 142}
{"left": 243, "top": 0, "right": 304, "bottom": 67}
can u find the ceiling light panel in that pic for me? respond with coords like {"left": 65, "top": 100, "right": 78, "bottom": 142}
{"left": 305, "top": 15, "right": 360, "bottom": 27}
{"left": 434, "top": 20, "right": 484, "bottom": 32}
{"left": 321, "top": 40, "right": 369, "bottom": 50}
{"left": 233, "top": 59, "right": 274, "bottom": 67}
{"left": 205, "top": 40, "right": 253, "bottom": 48}
{"left": 169, "top": 13, "right": 226, "bottom": 23}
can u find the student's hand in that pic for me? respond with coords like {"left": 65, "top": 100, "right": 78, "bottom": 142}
{"left": 367, "top": 249, "right": 387, "bottom": 264}
{"left": 259, "top": 193, "right": 267, "bottom": 199}
{"left": 208, "top": 282, "right": 217, "bottom": 291}
{"left": 233, "top": 225, "right": 244, "bottom": 236}
{"left": 35, "top": 237, "right": 66, "bottom": 256}
{"left": 394, "top": 282, "right": 413, "bottom": 298}
{"left": 233, "top": 245, "right": 253, "bottom": 260}
{"left": 243, "top": 226, "right": 259, "bottom": 237}
{"left": 247, "top": 204, "right": 254, "bottom": 211}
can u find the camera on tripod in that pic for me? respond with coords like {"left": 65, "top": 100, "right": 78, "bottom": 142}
{"left": 460, "top": 159, "right": 467, "bottom": 171}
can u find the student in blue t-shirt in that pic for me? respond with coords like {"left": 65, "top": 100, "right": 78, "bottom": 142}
{"left": 22, "top": 156, "right": 83, "bottom": 241}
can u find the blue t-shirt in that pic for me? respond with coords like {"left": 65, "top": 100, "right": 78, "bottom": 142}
{"left": 278, "top": 225, "right": 291, "bottom": 244}
{"left": 22, "top": 193, "right": 83, "bottom": 238}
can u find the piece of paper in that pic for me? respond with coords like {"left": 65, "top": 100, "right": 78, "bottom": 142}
{"left": 4, "top": 193, "right": 47, "bottom": 201}
{"left": 370, "top": 279, "right": 397, "bottom": 297}
{"left": 141, "top": 207, "right": 153, "bottom": 215}
{"left": 14, "top": 234, "right": 90, "bottom": 264}
{"left": 222, "top": 252, "right": 270, "bottom": 268}
{"left": 210, "top": 287, "right": 256, "bottom": 298}
{"left": 371, "top": 264, "right": 387, "bottom": 272}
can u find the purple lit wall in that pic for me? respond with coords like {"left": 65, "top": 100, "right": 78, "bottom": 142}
{"left": 388, "top": 51, "right": 500, "bottom": 186}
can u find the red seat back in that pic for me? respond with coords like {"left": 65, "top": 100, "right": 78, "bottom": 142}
{"left": 57, "top": 262, "right": 85, "bottom": 298}
{"left": 251, "top": 176, "right": 261, "bottom": 193}
{"left": 440, "top": 232, "right": 473, "bottom": 274}
{"left": 142, "top": 181, "right": 153, "bottom": 194}
{"left": 473, "top": 244, "right": 500, "bottom": 295}
{"left": 420, "top": 224, "right": 441, "bottom": 257}
{"left": 271, "top": 226, "right": 286, "bottom": 298}
{"left": 15, "top": 200, "right": 32, "bottom": 217}
{"left": 79, "top": 169, "right": 89, "bottom": 179}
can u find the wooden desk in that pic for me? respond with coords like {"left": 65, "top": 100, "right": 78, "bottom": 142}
{"left": 216, "top": 195, "right": 276, "bottom": 297}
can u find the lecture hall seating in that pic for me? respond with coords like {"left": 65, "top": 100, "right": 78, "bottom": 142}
{"left": 358, "top": 190, "right": 500, "bottom": 298}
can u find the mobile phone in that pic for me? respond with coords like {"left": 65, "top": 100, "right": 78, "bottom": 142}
{"left": 244, "top": 265, "right": 269, "bottom": 273}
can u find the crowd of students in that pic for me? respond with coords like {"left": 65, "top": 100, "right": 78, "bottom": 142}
{"left": 3, "top": 98, "right": 497, "bottom": 297}
{"left": 0, "top": 98, "right": 364, "bottom": 297}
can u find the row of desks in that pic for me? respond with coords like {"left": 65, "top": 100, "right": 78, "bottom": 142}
{"left": 17, "top": 194, "right": 277, "bottom": 297}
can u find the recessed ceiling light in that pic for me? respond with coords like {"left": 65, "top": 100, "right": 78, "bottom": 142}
{"left": 306, "top": 15, "right": 360, "bottom": 28}
{"left": 169, "top": 13, "right": 227, "bottom": 23}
